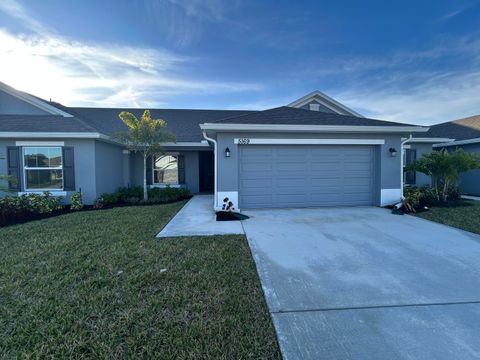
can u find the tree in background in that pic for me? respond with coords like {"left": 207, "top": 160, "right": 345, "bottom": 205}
{"left": 112, "top": 110, "right": 175, "bottom": 201}
{"left": 407, "top": 148, "right": 480, "bottom": 202}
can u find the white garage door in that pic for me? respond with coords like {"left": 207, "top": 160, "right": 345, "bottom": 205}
{"left": 239, "top": 145, "right": 375, "bottom": 208}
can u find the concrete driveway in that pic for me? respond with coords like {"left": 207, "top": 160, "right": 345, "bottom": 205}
{"left": 242, "top": 207, "right": 480, "bottom": 360}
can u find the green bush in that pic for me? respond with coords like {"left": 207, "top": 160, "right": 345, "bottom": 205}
{"left": 70, "top": 192, "right": 84, "bottom": 211}
{"left": 99, "top": 192, "right": 121, "bottom": 206}
{"left": 403, "top": 185, "right": 462, "bottom": 212}
{"left": 0, "top": 192, "right": 64, "bottom": 226}
{"left": 94, "top": 186, "right": 191, "bottom": 207}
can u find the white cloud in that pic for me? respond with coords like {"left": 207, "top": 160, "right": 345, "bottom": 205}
{"left": 0, "top": 0, "right": 260, "bottom": 107}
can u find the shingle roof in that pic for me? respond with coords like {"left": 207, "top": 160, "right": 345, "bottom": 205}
{"left": 423, "top": 115, "right": 480, "bottom": 141}
{"left": 208, "top": 106, "right": 419, "bottom": 127}
{"left": 64, "top": 107, "right": 255, "bottom": 142}
{"left": 0, "top": 114, "right": 97, "bottom": 133}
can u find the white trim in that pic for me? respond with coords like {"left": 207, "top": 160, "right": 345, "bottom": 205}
{"left": 0, "top": 132, "right": 106, "bottom": 139}
{"left": 287, "top": 90, "right": 364, "bottom": 117}
{"left": 381, "top": 188, "right": 402, "bottom": 206}
{"left": 23, "top": 146, "right": 64, "bottom": 192}
{"left": 0, "top": 82, "right": 73, "bottom": 117}
{"left": 201, "top": 123, "right": 429, "bottom": 133}
{"left": 16, "top": 141, "right": 64, "bottom": 146}
{"left": 217, "top": 191, "right": 239, "bottom": 212}
{"left": 409, "top": 137, "right": 454, "bottom": 143}
{"left": 149, "top": 184, "right": 183, "bottom": 189}
{"left": 162, "top": 142, "right": 210, "bottom": 147}
{"left": 433, "top": 137, "right": 480, "bottom": 147}
{"left": 234, "top": 138, "right": 385, "bottom": 145}
{"left": 17, "top": 191, "right": 67, "bottom": 196}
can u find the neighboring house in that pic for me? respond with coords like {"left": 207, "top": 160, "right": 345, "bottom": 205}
{"left": 408, "top": 115, "right": 480, "bottom": 196}
{"left": 0, "top": 81, "right": 427, "bottom": 208}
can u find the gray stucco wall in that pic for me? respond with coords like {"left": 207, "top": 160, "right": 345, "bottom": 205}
{"left": 408, "top": 142, "right": 433, "bottom": 186}
{"left": 457, "top": 143, "right": 480, "bottom": 196}
{"left": 94, "top": 141, "right": 126, "bottom": 196}
{"left": 0, "top": 90, "right": 50, "bottom": 115}
{"left": 215, "top": 132, "right": 403, "bottom": 207}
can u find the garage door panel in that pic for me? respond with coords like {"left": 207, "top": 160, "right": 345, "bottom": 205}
{"left": 239, "top": 145, "right": 375, "bottom": 208}
{"left": 240, "top": 178, "right": 273, "bottom": 188}
{"left": 276, "top": 178, "right": 309, "bottom": 187}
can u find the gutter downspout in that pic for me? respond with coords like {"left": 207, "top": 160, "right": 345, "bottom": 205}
{"left": 202, "top": 130, "right": 218, "bottom": 209}
{"left": 400, "top": 134, "right": 413, "bottom": 199}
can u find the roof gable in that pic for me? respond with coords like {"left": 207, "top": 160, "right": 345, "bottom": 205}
{"left": 0, "top": 82, "right": 73, "bottom": 117}
{"left": 287, "top": 90, "right": 363, "bottom": 117}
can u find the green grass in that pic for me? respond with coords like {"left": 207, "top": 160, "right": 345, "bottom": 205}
{"left": 414, "top": 200, "right": 480, "bottom": 235}
{"left": 0, "top": 203, "right": 280, "bottom": 359}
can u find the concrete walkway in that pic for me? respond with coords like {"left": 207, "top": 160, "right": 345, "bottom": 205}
{"left": 157, "top": 195, "right": 244, "bottom": 237}
{"left": 462, "top": 195, "right": 480, "bottom": 201}
{"left": 242, "top": 206, "right": 480, "bottom": 360}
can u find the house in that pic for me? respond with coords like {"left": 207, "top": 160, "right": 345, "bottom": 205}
{"left": 0, "top": 82, "right": 428, "bottom": 208}
{"left": 407, "top": 115, "right": 480, "bottom": 196}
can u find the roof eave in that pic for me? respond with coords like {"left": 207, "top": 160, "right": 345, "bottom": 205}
{"left": 433, "top": 137, "right": 480, "bottom": 147}
{"left": 409, "top": 137, "right": 455, "bottom": 143}
{"left": 200, "top": 123, "right": 429, "bottom": 133}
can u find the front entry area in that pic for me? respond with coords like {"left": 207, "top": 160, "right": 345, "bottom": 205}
{"left": 239, "top": 145, "right": 375, "bottom": 209}
{"left": 199, "top": 151, "right": 214, "bottom": 192}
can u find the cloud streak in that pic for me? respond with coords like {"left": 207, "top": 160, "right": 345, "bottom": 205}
{"left": 0, "top": 0, "right": 260, "bottom": 107}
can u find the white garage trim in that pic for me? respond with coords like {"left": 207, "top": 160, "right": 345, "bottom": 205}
{"left": 381, "top": 188, "right": 402, "bottom": 206}
{"left": 234, "top": 138, "right": 385, "bottom": 145}
{"left": 217, "top": 191, "right": 239, "bottom": 211}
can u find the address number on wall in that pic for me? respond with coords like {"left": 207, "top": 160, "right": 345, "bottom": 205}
{"left": 237, "top": 138, "right": 250, "bottom": 145}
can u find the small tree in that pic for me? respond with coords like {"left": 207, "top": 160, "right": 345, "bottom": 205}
{"left": 112, "top": 110, "right": 175, "bottom": 201}
{"left": 407, "top": 148, "right": 480, "bottom": 202}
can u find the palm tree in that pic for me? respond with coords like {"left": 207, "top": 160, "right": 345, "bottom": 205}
{"left": 112, "top": 110, "right": 175, "bottom": 201}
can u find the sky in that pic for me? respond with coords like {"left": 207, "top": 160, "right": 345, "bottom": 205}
{"left": 0, "top": 0, "right": 479, "bottom": 125}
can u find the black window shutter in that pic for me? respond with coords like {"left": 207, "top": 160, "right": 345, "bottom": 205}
{"left": 178, "top": 155, "right": 185, "bottom": 184}
{"left": 62, "top": 147, "right": 76, "bottom": 191}
{"left": 7, "top": 146, "right": 21, "bottom": 191}
{"left": 146, "top": 156, "right": 153, "bottom": 185}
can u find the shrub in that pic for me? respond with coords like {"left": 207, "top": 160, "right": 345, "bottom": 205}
{"left": 93, "top": 186, "right": 191, "bottom": 208}
{"left": 99, "top": 192, "right": 121, "bottom": 206}
{"left": 23, "top": 192, "right": 63, "bottom": 214}
{"left": 70, "top": 192, "right": 84, "bottom": 211}
{"left": 402, "top": 185, "right": 462, "bottom": 212}
{"left": 0, "top": 192, "right": 64, "bottom": 226}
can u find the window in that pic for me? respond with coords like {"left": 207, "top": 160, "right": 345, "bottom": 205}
{"left": 153, "top": 155, "right": 178, "bottom": 184}
{"left": 23, "top": 147, "right": 63, "bottom": 190}
{"left": 309, "top": 103, "right": 320, "bottom": 111}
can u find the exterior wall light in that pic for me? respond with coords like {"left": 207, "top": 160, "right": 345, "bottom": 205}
{"left": 225, "top": 147, "right": 231, "bottom": 158}
{"left": 389, "top": 147, "right": 397, "bottom": 157}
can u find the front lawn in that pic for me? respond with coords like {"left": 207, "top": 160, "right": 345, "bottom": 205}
{"left": 414, "top": 200, "right": 480, "bottom": 235}
{"left": 0, "top": 203, "right": 280, "bottom": 359}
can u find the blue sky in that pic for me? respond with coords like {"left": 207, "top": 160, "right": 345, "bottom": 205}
{"left": 0, "top": 0, "right": 479, "bottom": 124}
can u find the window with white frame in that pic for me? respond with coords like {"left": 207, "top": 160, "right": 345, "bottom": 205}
{"left": 153, "top": 155, "right": 178, "bottom": 184}
{"left": 23, "top": 147, "right": 63, "bottom": 190}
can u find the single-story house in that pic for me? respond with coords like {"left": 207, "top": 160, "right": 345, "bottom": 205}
{"left": 0, "top": 82, "right": 428, "bottom": 209}
{"left": 406, "top": 115, "right": 480, "bottom": 196}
